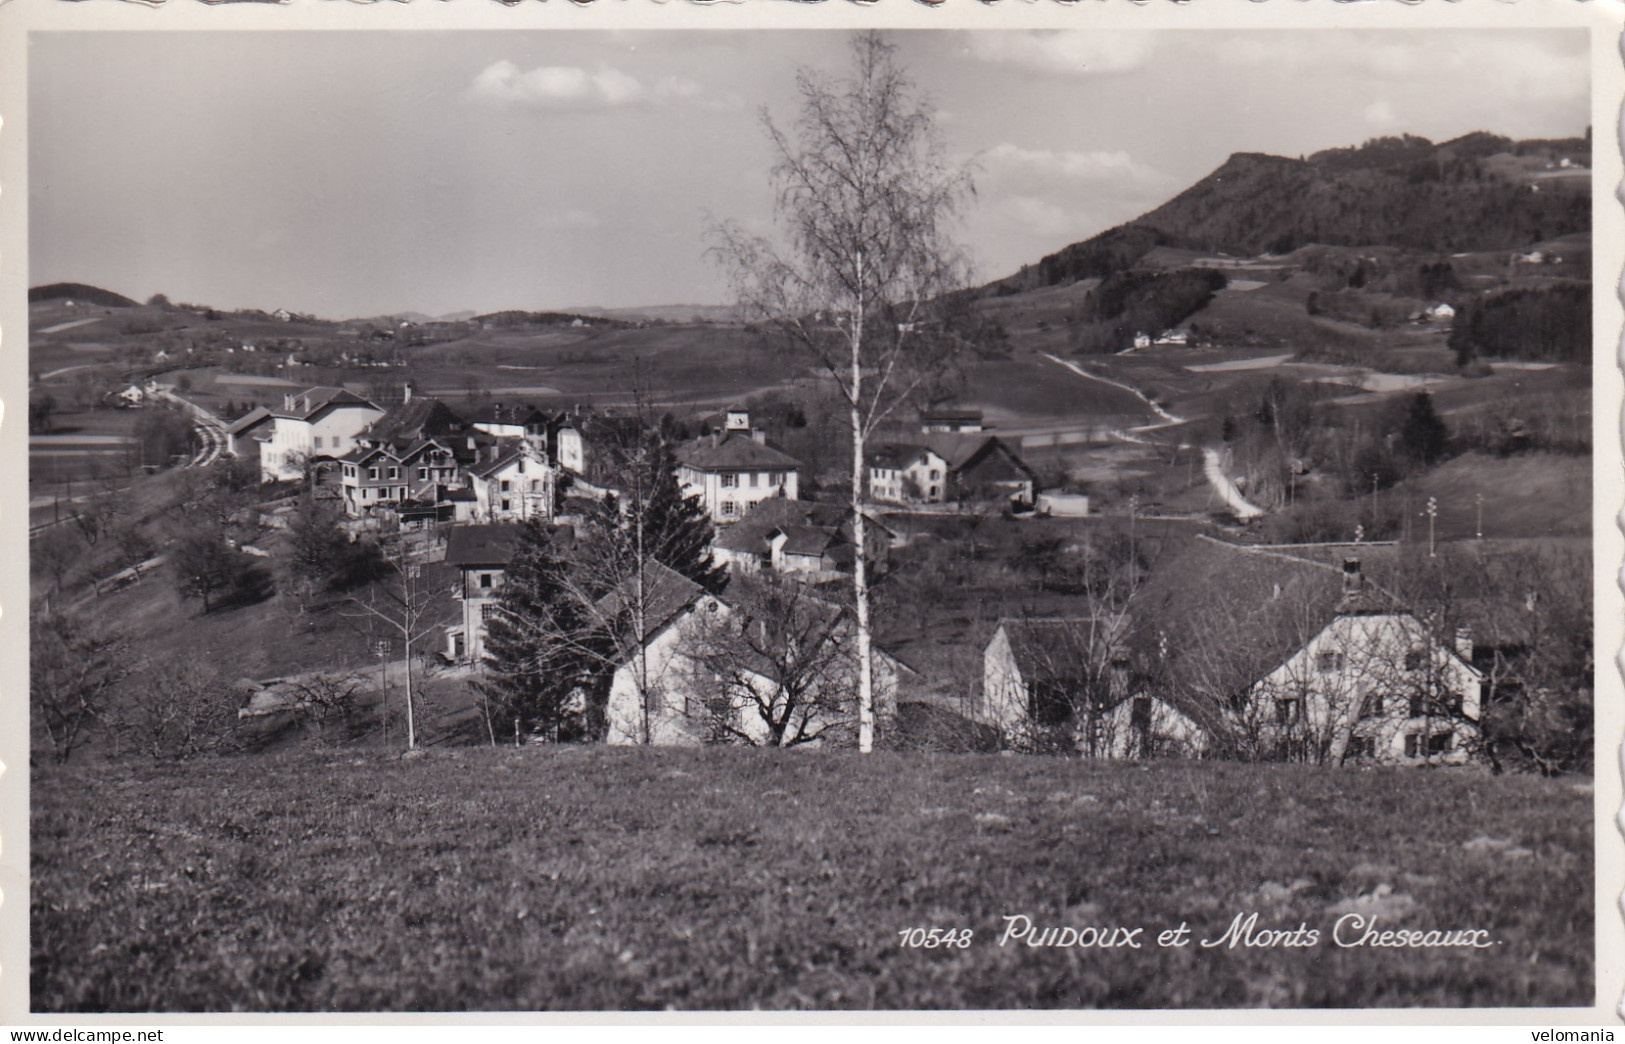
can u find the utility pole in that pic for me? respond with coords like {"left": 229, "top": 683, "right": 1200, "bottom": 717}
{"left": 1424, "top": 496, "right": 1438, "bottom": 558}
{"left": 1475, "top": 493, "right": 1484, "bottom": 542}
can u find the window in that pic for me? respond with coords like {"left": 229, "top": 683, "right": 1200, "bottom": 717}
{"left": 368, "top": 467, "right": 379, "bottom": 481}
{"left": 344, "top": 465, "right": 355, "bottom": 479}
{"left": 1316, "top": 651, "right": 1345, "bottom": 674}
{"left": 314, "top": 436, "right": 324, "bottom": 449}
{"left": 501, "top": 499, "right": 511, "bottom": 512}
{"left": 500, "top": 480, "right": 511, "bottom": 493}
{"left": 722, "top": 501, "right": 738, "bottom": 517}
{"left": 480, "top": 604, "right": 495, "bottom": 623}
{"left": 1404, "top": 650, "right": 1425, "bottom": 671}
{"left": 769, "top": 472, "right": 781, "bottom": 485}
{"left": 721, "top": 473, "right": 738, "bottom": 488}
{"left": 479, "top": 573, "right": 493, "bottom": 590}
{"left": 530, "top": 479, "right": 540, "bottom": 492}
{"left": 1274, "top": 698, "right": 1299, "bottom": 725}
{"left": 930, "top": 469, "right": 941, "bottom": 481}
{"left": 418, "top": 468, "right": 428, "bottom": 480}
{"left": 749, "top": 472, "right": 759, "bottom": 488}
{"left": 1360, "top": 692, "right": 1386, "bottom": 718}
{"left": 1346, "top": 735, "right": 1376, "bottom": 759}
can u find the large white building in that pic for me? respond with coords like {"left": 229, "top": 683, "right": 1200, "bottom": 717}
{"left": 259, "top": 387, "right": 384, "bottom": 483}
{"left": 674, "top": 410, "right": 800, "bottom": 524}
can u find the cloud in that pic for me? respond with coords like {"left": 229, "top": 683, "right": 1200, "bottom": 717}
{"left": 967, "top": 31, "right": 1159, "bottom": 76}
{"left": 467, "top": 60, "right": 717, "bottom": 112}
{"left": 983, "top": 143, "right": 1172, "bottom": 186}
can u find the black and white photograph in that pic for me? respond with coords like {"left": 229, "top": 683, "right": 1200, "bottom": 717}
{"left": 6, "top": 7, "right": 1620, "bottom": 1021}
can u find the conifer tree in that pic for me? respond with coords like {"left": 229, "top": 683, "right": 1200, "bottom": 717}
{"left": 478, "top": 517, "right": 601, "bottom": 742}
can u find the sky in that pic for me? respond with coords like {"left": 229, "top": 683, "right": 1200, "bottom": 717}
{"left": 29, "top": 29, "right": 1590, "bottom": 319}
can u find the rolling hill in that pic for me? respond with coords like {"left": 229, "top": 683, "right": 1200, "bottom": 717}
{"left": 28, "top": 282, "right": 138, "bottom": 308}
{"left": 992, "top": 132, "right": 1590, "bottom": 294}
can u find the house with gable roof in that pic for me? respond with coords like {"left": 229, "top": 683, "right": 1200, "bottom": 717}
{"left": 868, "top": 433, "right": 1038, "bottom": 508}
{"left": 338, "top": 393, "right": 469, "bottom": 517}
{"left": 599, "top": 563, "right": 906, "bottom": 747}
{"left": 710, "top": 498, "right": 894, "bottom": 579}
{"left": 981, "top": 615, "right": 1211, "bottom": 757}
{"left": 1137, "top": 537, "right": 1484, "bottom": 765}
{"left": 260, "top": 386, "right": 385, "bottom": 483}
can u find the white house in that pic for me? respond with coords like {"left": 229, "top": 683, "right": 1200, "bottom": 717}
{"left": 868, "top": 444, "right": 951, "bottom": 504}
{"left": 674, "top": 410, "right": 800, "bottom": 524}
{"left": 470, "top": 442, "right": 555, "bottom": 523}
{"left": 1243, "top": 558, "right": 1482, "bottom": 765}
{"left": 259, "top": 387, "right": 384, "bottom": 483}
{"left": 980, "top": 616, "right": 1209, "bottom": 757}
{"left": 602, "top": 564, "right": 902, "bottom": 747}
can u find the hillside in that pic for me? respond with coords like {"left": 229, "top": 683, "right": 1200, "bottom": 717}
{"left": 32, "top": 748, "right": 1592, "bottom": 1010}
{"left": 995, "top": 133, "right": 1590, "bottom": 293}
{"left": 29, "top": 282, "right": 138, "bottom": 308}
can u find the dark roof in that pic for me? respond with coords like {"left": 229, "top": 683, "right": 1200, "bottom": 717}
{"left": 272, "top": 386, "right": 379, "bottom": 421}
{"left": 443, "top": 523, "right": 525, "bottom": 567}
{"left": 595, "top": 558, "right": 706, "bottom": 651}
{"left": 712, "top": 498, "right": 849, "bottom": 553}
{"left": 867, "top": 443, "right": 936, "bottom": 470}
{"left": 676, "top": 431, "right": 800, "bottom": 471}
{"left": 471, "top": 445, "right": 529, "bottom": 480}
{"left": 773, "top": 525, "right": 835, "bottom": 558}
{"left": 469, "top": 403, "right": 549, "bottom": 427}
{"left": 921, "top": 407, "right": 984, "bottom": 423}
{"left": 227, "top": 406, "right": 274, "bottom": 437}
{"left": 360, "top": 398, "right": 465, "bottom": 447}
{"left": 998, "top": 616, "right": 1128, "bottom": 686}
{"left": 925, "top": 434, "right": 1037, "bottom": 482}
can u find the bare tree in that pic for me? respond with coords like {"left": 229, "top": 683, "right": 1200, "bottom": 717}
{"left": 31, "top": 606, "right": 129, "bottom": 763}
{"left": 680, "top": 574, "right": 860, "bottom": 747}
{"left": 709, "top": 32, "right": 975, "bottom": 753}
{"left": 344, "top": 536, "right": 453, "bottom": 750}
{"left": 113, "top": 653, "right": 237, "bottom": 761}
{"left": 288, "top": 672, "right": 364, "bottom": 744}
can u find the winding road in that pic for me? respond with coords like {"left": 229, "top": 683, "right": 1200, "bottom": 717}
{"left": 1040, "top": 351, "right": 1266, "bottom": 522}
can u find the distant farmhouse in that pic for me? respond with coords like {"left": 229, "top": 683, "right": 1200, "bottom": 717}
{"left": 867, "top": 433, "right": 1038, "bottom": 509}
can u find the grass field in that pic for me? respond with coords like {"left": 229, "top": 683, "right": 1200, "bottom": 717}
{"left": 31, "top": 748, "right": 1592, "bottom": 1012}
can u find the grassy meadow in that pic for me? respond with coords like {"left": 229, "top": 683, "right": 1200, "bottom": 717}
{"left": 32, "top": 748, "right": 1592, "bottom": 1012}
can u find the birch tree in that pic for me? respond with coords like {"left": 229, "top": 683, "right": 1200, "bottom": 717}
{"left": 709, "top": 31, "right": 974, "bottom": 752}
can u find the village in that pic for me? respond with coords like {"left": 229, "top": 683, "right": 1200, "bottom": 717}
{"left": 29, "top": 358, "right": 1588, "bottom": 773}
{"left": 20, "top": 27, "right": 1602, "bottom": 1017}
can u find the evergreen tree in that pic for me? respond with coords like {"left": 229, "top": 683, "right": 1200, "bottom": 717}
{"left": 1394, "top": 391, "right": 1450, "bottom": 467}
{"left": 589, "top": 434, "right": 727, "bottom": 595}
{"left": 478, "top": 517, "right": 602, "bottom": 742}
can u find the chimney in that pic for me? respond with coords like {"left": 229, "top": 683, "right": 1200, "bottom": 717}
{"left": 1454, "top": 626, "right": 1473, "bottom": 662}
{"left": 1341, "top": 557, "right": 1363, "bottom": 596}
{"left": 751, "top": 427, "right": 766, "bottom": 446}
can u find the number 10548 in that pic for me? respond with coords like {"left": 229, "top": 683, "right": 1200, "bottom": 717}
{"left": 898, "top": 927, "right": 974, "bottom": 949}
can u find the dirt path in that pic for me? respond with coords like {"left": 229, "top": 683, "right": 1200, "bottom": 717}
{"left": 1202, "top": 448, "right": 1265, "bottom": 521}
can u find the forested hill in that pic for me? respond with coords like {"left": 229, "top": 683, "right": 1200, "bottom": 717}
{"left": 993, "top": 132, "right": 1590, "bottom": 293}
{"left": 29, "top": 283, "right": 138, "bottom": 308}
